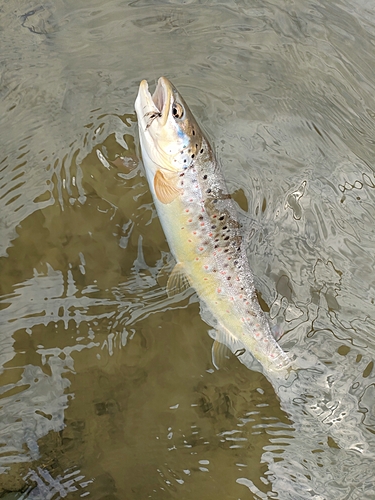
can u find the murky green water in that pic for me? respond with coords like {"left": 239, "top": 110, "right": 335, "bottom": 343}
{"left": 1, "top": 0, "right": 375, "bottom": 498}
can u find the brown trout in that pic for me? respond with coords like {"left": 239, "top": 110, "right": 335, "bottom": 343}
{"left": 135, "top": 77, "right": 291, "bottom": 375}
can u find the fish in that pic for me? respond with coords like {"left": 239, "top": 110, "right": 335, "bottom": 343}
{"left": 135, "top": 76, "right": 291, "bottom": 375}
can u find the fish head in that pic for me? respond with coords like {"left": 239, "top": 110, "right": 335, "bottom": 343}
{"left": 135, "top": 77, "right": 203, "bottom": 175}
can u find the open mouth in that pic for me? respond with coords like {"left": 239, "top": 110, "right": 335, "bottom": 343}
{"left": 136, "top": 77, "right": 172, "bottom": 129}
{"left": 152, "top": 78, "right": 166, "bottom": 114}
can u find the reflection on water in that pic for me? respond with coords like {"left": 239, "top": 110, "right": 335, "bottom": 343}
{"left": 1, "top": 0, "right": 375, "bottom": 498}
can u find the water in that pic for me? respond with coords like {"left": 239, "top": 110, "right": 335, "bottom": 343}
{"left": 1, "top": 0, "right": 375, "bottom": 498}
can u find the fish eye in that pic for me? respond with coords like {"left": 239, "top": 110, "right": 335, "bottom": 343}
{"left": 172, "top": 102, "right": 184, "bottom": 119}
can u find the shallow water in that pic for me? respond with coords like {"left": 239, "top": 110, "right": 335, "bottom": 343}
{"left": 1, "top": 0, "right": 375, "bottom": 498}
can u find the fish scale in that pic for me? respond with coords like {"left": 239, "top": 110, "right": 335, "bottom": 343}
{"left": 179, "top": 154, "right": 288, "bottom": 370}
{"left": 135, "top": 77, "right": 291, "bottom": 374}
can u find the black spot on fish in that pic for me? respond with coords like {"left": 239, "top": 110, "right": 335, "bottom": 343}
{"left": 203, "top": 175, "right": 207, "bottom": 180}
{"left": 222, "top": 226, "right": 227, "bottom": 230}
{"left": 180, "top": 172, "right": 185, "bottom": 177}
{"left": 184, "top": 159, "right": 187, "bottom": 163}
{"left": 206, "top": 189, "right": 211, "bottom": 193}
{"left": 227, "top": 276, "right": 231, "bottom": 280}
{"left": 219, "top": 216, "right": 225, "bottom": 221}
{"left": 199, "top": 215, "right": 203, "bottom": 220}
{"left": 192, "top": 129, "right": 195, "bottom": 136}
{"left": 224, "top": 236, "right": 229, "bottom": 241}
{"left": 213, "top": 199, "right": 218, "bottom": 204}
{"left": 211, "top": 225, "right": 216, "bottom": 229}
{"left": 200, "top": 148, "right": 204, "bottom": 154}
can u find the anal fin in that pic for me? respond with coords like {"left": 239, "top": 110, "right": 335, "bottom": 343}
{"left": 212, "top": 339, "right": 232, "bottom": 370}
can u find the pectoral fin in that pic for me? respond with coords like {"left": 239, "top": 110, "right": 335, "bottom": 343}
{"left": 154, "top": 169, "right": 181, "bottom": 204}
{"left": 166, "top": 263, "right": 191, "bottom": 297}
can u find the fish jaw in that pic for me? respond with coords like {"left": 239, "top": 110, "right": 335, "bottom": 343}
{"left": 135, "top": 77, "right": 203, "bottom": 177}
{"left": 135, "top": 78, "right": 172, "bottom": 130}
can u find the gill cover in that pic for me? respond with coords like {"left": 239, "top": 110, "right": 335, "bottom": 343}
{"left": 135, "top": 77, "right": 203, "bottom": 174}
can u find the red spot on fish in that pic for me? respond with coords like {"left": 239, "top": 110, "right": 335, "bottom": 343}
{"left": 204, "top": 265, "right": 209, "bottom": 270}
{"left": 189, "top": 198, "right": 193, "bottom": 202}
{"left": 200, "top": 222, "right": 205, "bottom": 226}
{"left": 255, "top": 332, "right": 260, "bottom": 337}
{"left": 220, "top": 271, "right": 226, "bottom": 275}
{"left": 188, "top": 239, "right": 192, "bottom": 243}
{"left": 208, "top": 232, "right": 213, "bottom": 237}
{"left": 199, "top": 247, "right": 204, "bottom": 251}
{"left": 195, "top": 257, "right": 199, "bottom": 261}
{"left": 239, "top": 294, "right": 243, "bottom": 299}
{"left": 217, "top": 288, "right": 222, "bottom": 293}
{"left": 188, "top": 218, "right": 193, "bottom": 222}
{"left": 185, "top": 209, "right": 189, "bottom": 213}
{"left": 193, "top": 231, "right": 197, "bottom": 235}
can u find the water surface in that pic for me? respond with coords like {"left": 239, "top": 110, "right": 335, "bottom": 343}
{"left": 1, "top": 0, "right": 375, "bottom": 498}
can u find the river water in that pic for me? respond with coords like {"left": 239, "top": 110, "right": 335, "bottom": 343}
{"left": 1, "top": 0, "right": 375, "bottom": 498}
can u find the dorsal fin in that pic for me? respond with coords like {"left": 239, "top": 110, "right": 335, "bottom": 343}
{"left": 154, "top": 170, "right": 181, "bottom": 204}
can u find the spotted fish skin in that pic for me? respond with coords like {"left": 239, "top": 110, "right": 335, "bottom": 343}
{"left": 135, "top": 77, "right": 290, "bottom": 374}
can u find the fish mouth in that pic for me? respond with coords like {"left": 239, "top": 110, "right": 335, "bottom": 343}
{"left": 137, "top": 77, "right": 172, "bottom": 128}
